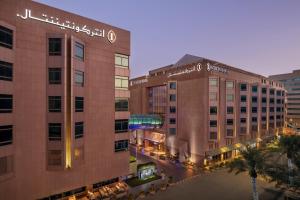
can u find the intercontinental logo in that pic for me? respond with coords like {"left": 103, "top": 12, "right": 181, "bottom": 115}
{"left": 17, "top": 9, "right": 117, "bottom": 43}
{"left": 107, "top": 30, "right": 117, "bottom": 43}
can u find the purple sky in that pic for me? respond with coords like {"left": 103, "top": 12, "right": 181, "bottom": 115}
{"left": 37, "top": 0, "right": 300, "bottom": 78}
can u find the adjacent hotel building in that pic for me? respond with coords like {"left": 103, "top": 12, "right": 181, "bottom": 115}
{"left": 0, "top": 0, "right": 130, "bottom": 199}
{"left": 130, "top": 54, "right": 285, "bottom": 165}
{"left": 270, "top": 70, "right": 300, "bottom": 132}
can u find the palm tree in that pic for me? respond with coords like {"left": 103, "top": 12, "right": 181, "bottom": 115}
{"left": 265, "top": 135, "right": 300, "bottom": 188}
{"left": 227, "top": 145, "right": 265, "bottom": 200}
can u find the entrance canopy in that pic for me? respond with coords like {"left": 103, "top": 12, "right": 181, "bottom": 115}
{"left": 129, "top": 114, "right": 163, "bottom": 130}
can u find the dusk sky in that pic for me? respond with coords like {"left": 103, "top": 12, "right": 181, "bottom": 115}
{"left": 38, "top": 0, "right": 300, "bottom": 78}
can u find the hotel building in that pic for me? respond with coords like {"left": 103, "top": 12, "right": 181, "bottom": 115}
{"left": 130, "top": 54, "right": 285, "bottom": 165}
{"left": 270, "top": 70, "right": 300, "bottom": 132}
{"left": 0, "top": 0, "right": 130, "bottom": 199}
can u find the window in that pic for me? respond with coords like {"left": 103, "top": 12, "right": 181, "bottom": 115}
{"left": 276, "top": 99, "right": 281, "bottom": 104}
{"left": 169, "top": 118, "right": 176, "bottom": 124}
{"left": 276, "top": 115, "right": 281, "bottom": 119}
{"left": 115, "top": 140, "right": 128, "bottom": 152}
{"left": 226, "top": 129, "right": 234, "bottom": 137}
{"left": 227, "top": 119, "right": 233, "bottom": 125}
{"left": 115, "top": 54, "right": 129, "bottom": 68}
{"left": 252, "top": 107, "right": 257, "bottom": 113}
{"left": 252, "top": 125, "right": 257, "bottom": 132}
{"left": 170, "top": 106, "right": 176, "bottom": 113}
{"left": 240, "top": 127, "right": 246, "bottom": 134}
{"left": 169, "top": 82, "right": 176, "bottom": 89}
{"left": 226, "top": 81, "right": 234, "bottom": 89}
{"left": 262, "top": 88, "right": 267, "bottom": 94}
{"left": 269, "top": 98, "right": 274, "bottom": 104}
{"left": 270, "top": 116, "right": 274, "bottom": 120}
{"left": 252, "top": 117, "right": 257, "bottom": 122}
{"left": 115, "top": 119, "right": 128, "bottom": 133}
{"left": 252, "top": 86, "right": 257, "bottom": 93}
{"left": 210, "top": 106, "right": 217, "bottom": 115}
{"left": 270, "top": 107, "right": 274, "bottom": 112}
{"left": 115, "top": 76, "right": 128, "bottom": 89}
{"left": 240, "top": 118, "right": 246, "bottom": 123}
{"left": 252, "top": 96, "right": 257, "bottom": 103}
{"left": 75, "top": 70, "right": 84, "bottom": 86}
{"left": 226, "top": 94, "right": 234, "bottom": 102}
{"left": 115, "top": 98, "right": 128, "bottom": 111}
{"left": 48, "top": 38, "right": 61, "bottom": 56}
{"left": 75, "top": 42, "right": 84, "bottom": 61}
{"left": 0, "top": 25, "right": 13, "bottom": 49}
{"left": 227, "top": 107, "right": 234, "bottom": 114}
{"left": 169, "top": 128, "right": 176, "bottom": 135}
{"left": 48, "top": 96, "right": 61, "bottom": 112}
{"left": 240, "top": 83, "right": 247, "bottom": 91}
{"left": 0, "top": 60, "right": 12, "bottom": 81}
{"left": 75, "top": 97, "right": 84, "bottom": 112}
{"left": 209, "top": 78, "right": 218, "bottom": 86}
{"left": 261, "top": 116, "right": 266, "bottom": 121}
{"left": 240, "top": 107, "right": 247, "bottom": 113}
{"left": 0, "top": 94, "right": 12, "bottom": 113}
{"left": 0, "top": 125, "right": 12, "bottom": 146}
{"left": 276, "top": 90, "right": 281, "bottom": 96}
{"left": 276, "top": 107, "right": 281, "bottom": 112}
{"left": 48, "top": 150, "right": 62, "bottom": 166}
{"left": 0, "top": 155, "right": 13, "bottom": 176}
{"left": 48, "top": 68, "right": 61, "bottom": 84}
{"left": 262, "top": 97, "right": 267, "bottom": 103}
{"left": 209, "top": 92, "right": 217, "bottom": 101}
{"left": 270, "top": 89, "right": 275, "bottom": 95}
{"left": 48, "top": 123, "right": 61, "bottom": 141}
{"left": 210, "top": 120, "right": 217, "bottom": 127}
{"left": 209, "top": 132, "right": 217, "bottom": 140}
{"left": 262, "top": 107, "right": 267, "bottom": 113}
{"left": 240, "top": 95, "right": 247, "bottom": 102}
{"left": 75, "top": 122, "right": 84, "bottom": 139}
{"left": 169, "top": 94, "right": 176, "bottom": 102}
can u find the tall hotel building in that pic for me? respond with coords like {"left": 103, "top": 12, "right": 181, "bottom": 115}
{"left": 270, "top": 70, "right": 300, "bottom": 132}
{"left": 0, "top": 0, "right": 130, "bottom": 199}
{"left": 130, "top": 54, "right": 285, "bottom": 165}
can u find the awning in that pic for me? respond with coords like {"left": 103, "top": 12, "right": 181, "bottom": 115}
{"left": 205, "top": 143, "right": 244, "bottom": 157}
{"left": 144, "top": 132, "right": 165, "bottom": 143}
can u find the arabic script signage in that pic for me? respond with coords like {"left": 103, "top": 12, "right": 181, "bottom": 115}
{"left": 17, "top": 9, "right": 116, "bottom": 43}
{"left": 168, "top": 63, "right": 202, "bottom": 77}
{"left": 130, "top": 78, "right": 148, "bottom": 86}
{"left": 206, "top": 63, "right": 228, "bottom": 73}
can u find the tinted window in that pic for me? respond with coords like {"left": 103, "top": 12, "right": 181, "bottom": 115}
{"left": 0, "top": 125, "right": 12, "bottom": 146}
{"left": 48, "top": 96, "right": 61, "bottom": 112}
{"left": 252, "top": 86, "right": 257, "bottom": 93}
{"left": 210, "top": 120, "right": 217, "bottom": 127}
{"left": 115, "top": 140, "right": 128, "bottom": 152}
{"left": 169, "top": 118, "right": 176, "bottom": 124}
{"left": 0, "top": 60, "right": 13, "bottom": 81}
{"left": 75, "top": 70, "right": 84, "bottom": 86}
{"left": 75, "top": 122, "right": 84, "bottom": 139}
{"left": 170, "top": 106, "right": 176, "bottom": 113}
{"left": 49, "top": 38, "right": 61, "bottom": 56}
{"left": 115, "top": 119, "right": 128, "bottom": 133}
{"left": 75, "top": 42, "right": 84, "bottom": 61}
{"left": 0, "top": 94, "right": 12, "bottom": 113}
{"left": 227, "top": 107, "right": 234, "bottom": 114}
{"left": 240, "top": 83, "right": 247, "bottom": 91}
{"left": 210, "top": 106, "right": 217, "bottom": 115}
{"left": 169, "top": 94, "right": 176, "bottom": 102}
{"left": 240, "top": 95, "right": 247, "bottom": 102}
{"left": 169, "top": 128, "right": 176, "bottom": 135}
{"left": 48, "top": 123, "right": 61, "bottom": 141}
{"left": 115, "top": 98, "right": 128, "bottom": 111}
{"left": 169, "top": 82, "right": 176, "bottom": 89}
{"left": 75, "top": 97, "right": 84, "bottom": 112}
{"left": 0, "top": 25, "right": 13, "bottom": 49}
{"left": 48, "top": 68, "right": 61, "bottom": 84}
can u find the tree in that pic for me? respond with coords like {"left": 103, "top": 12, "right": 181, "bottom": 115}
{"left": 227, "top": 145, "right": 265, "bottom": 200}
{"left": 264, "top": 135, "right": 300, "bottom": 188}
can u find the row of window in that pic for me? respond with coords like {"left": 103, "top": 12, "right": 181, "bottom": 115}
{"left": 49, "top": 38, "right": 84, "bottom": 61}
{"left": 210, "top": 106, "right": 284, "bottom": 115}
{"left": 209, "top": 78, "right": 284, "bottom": 96}
{"left": 48, "top": 96, "right": 83, "bottom": 112}
{"left": 210, "top": 92, "right": 285, "bottom": 103}
{"left": 48, "top": 122, "right": 84, "bottom": 141}
{"left": 49, "top": 68, "right": 84, "bottom": 86}
{"left": 210, "top": 115, "right": 284, "bottom": 127}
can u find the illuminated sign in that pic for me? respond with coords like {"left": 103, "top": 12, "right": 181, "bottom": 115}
{"left": 130, "top": 78, "right": 148, "bottom": 86}
{"left": 206, "top": 63, "right": 228, "bottom": 73}
{"left": 16, "top": 9, "right": 116, "bottom": 43}
{"left": 168, "top": 63, "right": 202, "bottom": 77}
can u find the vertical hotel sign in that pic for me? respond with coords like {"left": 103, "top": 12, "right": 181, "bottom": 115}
{"left": 17, "top": 9, "right": 117, "bottom": 43}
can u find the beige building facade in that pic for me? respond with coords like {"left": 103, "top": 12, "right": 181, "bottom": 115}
{"left": 0, "top": 0, "right": 130, "bottom": 199}
{"left": 130, "top": 54, "right": 285, "bottom": 165}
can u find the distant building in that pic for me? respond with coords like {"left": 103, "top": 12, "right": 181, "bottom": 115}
{"left": 270, "top": 70, "right": 300, "bottom": 132}
{"left": 0, "top": 0, "right": 130, "bottom": 199}
{"left": 130, "top": 54, "right": 285, "bottom": 166}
